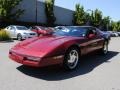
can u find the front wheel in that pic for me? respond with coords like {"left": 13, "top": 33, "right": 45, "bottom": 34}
{"left": 63, "top": 47, "right": 80, "bottom": 70}
{"left": 17, "top": 34, "right": 22, "bottom": 41}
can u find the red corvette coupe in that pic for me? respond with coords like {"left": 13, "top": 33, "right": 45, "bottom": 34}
{"left": 30, "top": 26, "right": 53, "bottom": 36}
{"left": 9, "top": 26, "right": 110, "bottom": 70}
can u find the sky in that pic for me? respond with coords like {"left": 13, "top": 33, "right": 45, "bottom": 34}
{"left": 55, "top": 0, "right": 120, "bottom": 21}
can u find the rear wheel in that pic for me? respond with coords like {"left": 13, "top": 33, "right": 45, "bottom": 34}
{"left": 17, "top": 34, "right": 22, "bottom": 41}
{"left": 100, "top": 41, "right": 108, "bottom": 55}
{"left": 63, "top": 47, "right": 80, "bottom": 70}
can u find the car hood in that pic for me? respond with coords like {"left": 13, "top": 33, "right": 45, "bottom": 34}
{"left": 11, "top": 35, "right": 83, "bottom": 57}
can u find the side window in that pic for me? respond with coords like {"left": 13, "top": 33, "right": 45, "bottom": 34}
{"left": 86, "top": 27, "right": 97, "bottom": 37}
{"left": 13, "top": 27, "right": 16, "bottom": 31}
{"left": 78, "top": 27, "right": 88, "bottom": 37}
{"left": 32, "top": 27, "right": 38, "bottom": 30}
{"left": 88, "top": 27, "right": 97, "bottom": 35}
{"left": 10, "top": 27, "right": 16, "bottom": 31}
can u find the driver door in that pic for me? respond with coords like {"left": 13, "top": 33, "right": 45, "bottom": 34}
{"left": 85, "top": 27, "right": 100, "bottom": 53}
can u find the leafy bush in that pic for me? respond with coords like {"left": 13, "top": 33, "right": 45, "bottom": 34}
{"left": 0, "top": 29, "right": 11, "bottom": 41}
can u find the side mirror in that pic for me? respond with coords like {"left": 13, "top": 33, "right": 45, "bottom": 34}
{"left": 88, "top": 34, "right": 95, "bottom": 38}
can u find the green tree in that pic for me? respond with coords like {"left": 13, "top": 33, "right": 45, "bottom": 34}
{"left": 84, "top": 12, "right": 92, "bottom": 25}
{"left": 73, "top": 4, "right": 86, "bottom": 25}
{"left": 111, "top": 21, "right": 120, "bottom": 31}
{"left": 45, "top": 0, "right": 56, "bottom": 26}
{"left": 0, "top": 0, "right": 24, "bottom": 23}
{"left": 110, "top": 21, "right": 117, "bottom": 31}
{"left": 91, "top": 9, "right": 103, "bottom": 27}
{"left": 116, "top": 21, "right": 120, "bottom": 31}
{"left": 73, "top": 3, "right": 120, "bottom": 31}
{"left": 101, "top": 16, "right": 111, "bottom": 30}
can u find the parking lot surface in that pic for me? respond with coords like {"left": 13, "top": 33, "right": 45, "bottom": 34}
{"left": 0, "top": 38, "right": 120, "bottom": 90}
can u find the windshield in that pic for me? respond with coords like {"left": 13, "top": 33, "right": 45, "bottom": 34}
{"left": 53, "top": 27, "right": 87, "bottom": 37}
{"left": 16, "top": 26, "right": 28, "bottom": 30}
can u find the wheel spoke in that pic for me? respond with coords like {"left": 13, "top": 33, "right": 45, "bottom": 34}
{"left": 73, "top": 51, "right": 76, "bottom": 55}
{"left": 69, "top": 52, "right": 73, "bottom": 57}
{"left": 67, "top": 49, "right": 79, "bottom": 69}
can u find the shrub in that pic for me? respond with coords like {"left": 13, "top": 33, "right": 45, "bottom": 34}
{"left": 0, "top": 29, "right": 11, "bottom": 41}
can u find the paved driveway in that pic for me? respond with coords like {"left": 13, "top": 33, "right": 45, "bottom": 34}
{"left": 0, "top": 38, "right": 120, "bottom": 90}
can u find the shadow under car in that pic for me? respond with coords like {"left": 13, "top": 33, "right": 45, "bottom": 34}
{"left": 17, "top": 51, "right": 119, "bottom": 81}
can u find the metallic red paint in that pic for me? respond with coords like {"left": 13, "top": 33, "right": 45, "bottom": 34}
{"left": 9, "top": 52, "right": 63, "bottom": 67}
{"left": 9, "top": 27, "right": 107, "bottom": 67}
{"left": 31, "top": 26, "right": 53, "bottom": 35}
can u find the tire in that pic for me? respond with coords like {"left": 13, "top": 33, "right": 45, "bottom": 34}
{"left": 17, "top": 34, "right": 22, "bottom": 41}
{"left": 100, "top": 41, "right": 108, "bottom": 55}
{"left": 63, "top": 47, "right": 80, "bottom": 70}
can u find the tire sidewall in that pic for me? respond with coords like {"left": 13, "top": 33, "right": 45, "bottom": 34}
{"left": 102, "top": 41, "right": 108, "bottom": 55}
{"left": 64, "top": 47, "right": 80, "bottom": 70}
{"left": 17, "top": 34, "right": 22, "bottom": 41}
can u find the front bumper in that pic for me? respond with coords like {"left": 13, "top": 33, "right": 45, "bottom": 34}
{"left": 22, "top": 34, "right": 37, "bottom": 39}
{"left": 9, "top": 51, "right": 64, "bottom": 67}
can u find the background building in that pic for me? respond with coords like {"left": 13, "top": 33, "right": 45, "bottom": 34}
{"left": 17, "top": 0, "right": 74, "bottom": 25}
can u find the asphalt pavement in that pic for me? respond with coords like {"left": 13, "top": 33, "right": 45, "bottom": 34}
{"left": 0, "top": 38, "right": 120, "bottom": 90}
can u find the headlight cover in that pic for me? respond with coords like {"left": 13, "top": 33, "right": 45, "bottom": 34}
{"left": 27, "top": 56, "right": 41, "bottom": 61}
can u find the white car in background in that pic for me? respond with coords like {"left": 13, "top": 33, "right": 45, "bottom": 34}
{"left": 107, "top": 31, "right": 119, "bottom": 37}
{"left": 117, "top": 32, "right": 120, "bottom": 36}
{"left": 112, "top": 32, "right": 119, "bottom": 37}
{"left": 5, "top": 25, "right": 37, "bottom": 40}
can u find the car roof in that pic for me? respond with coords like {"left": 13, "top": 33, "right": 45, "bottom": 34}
{"left": 9, "top": 25, "right": 26, "bottom": 27}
